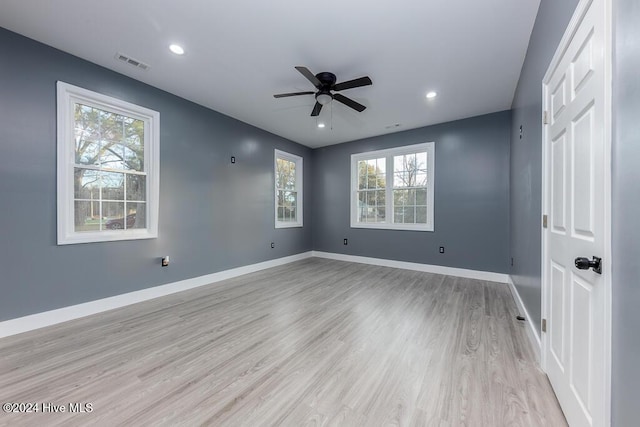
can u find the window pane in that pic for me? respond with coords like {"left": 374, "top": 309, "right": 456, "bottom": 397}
{"left": 394, "top": 172, "right": 408, "bottom": 188}
{"left": 358, "top": 161, "right": 368, "bottom": 190}
{"left": 99, "top": 140, "right": 125, "bottom": 170}
{"left": 415, "top": 171, "right": 427, "bottom": 186}
{"left": 101, "top": 140, "right": 133, "bottom": 171}
{"left": 366, "top": 206, "right": 375, "bottom": 222}
{"left": 126, "top": 175, "right": 146, "bottom": 201}
{"left": 394, "top": 207, "right": 404, "bottom": 223}
{"left": 127, "top": 203, "right": 146, "bottom": 229}
{"left": 416, "top": 206, "right": 427, "bottom": 224}
{"left": 277, "top": 207, "right": 285, "bottom": 222}
{"left": 285, "top": 160, "right": 295, "bottom": 189}
{"left": 394, "top": 189, "right": 407, "bottom": 206}
{"left": 74, "top": 104, "right": 101, "bottom": 139}
{"left": 394, "top": 155, "right": 405, "bottom": 173}
{"left": 376, "top": 189, "right": 386, "bottom": 206}
{"left": 285, "top": 191, "right": 297, "bottom": 206}
{"left": 74, "top": 201, "right": 100, "bottom": 232}
{"left": 100, "top": 111, "right": 123, "bottom": 141}
{"left": 103, "top": 202, "right": 125, "bottom": 229}
{"left": 404, "top": 206, "right": 415, "bottom": 224}
{"left": 376, "top": 207, "right": 386, "bottom": 222}
{"left": 416, "top": 188, "right": 427, "bottom": 205}
{"left": 101, "top": 171, "right": 125, "bottom": 201}
{"left": 358, "top": 158, "right": 385, "bottom": 190}
{"left": 99, "top": 113, "right": 126, "bottom": 169}
{"left": 416, "top": 152, "right": 427, "bottom": 171}
{"left": 74, "top": 104, "right": 101, "bottom": 165}
{"left": 124, "top": 118, "right": 144, "bottom": 171}
{"left": 74, "top": 168, "right": 99, "bottom": 200}
{"left": 407, "top": 189, "right": 416, "bottom": 206}
{"left": 375, "top": 173, "right": 385, "bottom": 189}
{"left": 75, "top": 140, "right": 101, "bottom": 166}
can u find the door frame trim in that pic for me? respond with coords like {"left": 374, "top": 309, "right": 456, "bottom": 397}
{"left": 540, "top": 0, "right": 612, "bottom": 425}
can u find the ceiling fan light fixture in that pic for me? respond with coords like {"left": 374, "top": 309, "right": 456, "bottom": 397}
{"left": 316, "top": 92, "right": 332, "bottom": 105}
{"left": 317, "top": 123, "right": 326, "bottom": 128}
{"left": 426, "top": 91, "right": 438, "bottom": 99}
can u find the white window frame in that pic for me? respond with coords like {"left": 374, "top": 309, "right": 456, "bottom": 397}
{"left": 350, "top": 142, "right": 435, "bottom": 231}
{"left": 274, "top": 149, "right": 303, "bottom": 228}
{"left": 56, "top": 81, "right": 160, "bottom": 244}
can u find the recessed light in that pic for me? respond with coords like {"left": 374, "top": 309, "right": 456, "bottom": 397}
{"left": 426, "top": 91, "right": 438, "bottom": 99}
{"left": 169, "top": 44, "right": 184, "bottom": 55}
{"left": 317, "top": 123, "right": 326, "bottom": 128}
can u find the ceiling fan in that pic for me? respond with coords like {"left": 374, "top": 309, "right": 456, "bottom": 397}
{"left": 274, "top": 66, "right": 372, "bottom": 116}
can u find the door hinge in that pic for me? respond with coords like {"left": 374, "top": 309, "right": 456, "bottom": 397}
{"left": 543, "top": 111, "right": 550, "bottom": 125}
{"left": 543, "top": 214, "right": 548, "bottom": 229}
{"left": 542, "top": 318, "right": 547, "bottom": 333}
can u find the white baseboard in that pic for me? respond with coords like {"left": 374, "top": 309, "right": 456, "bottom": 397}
{"left": 0, "top": 251, "right": 313, "bottom": 339}
{"left": 507, "top": 275, "right": 542, "bottom": 362}
{"left": 312, "top": 251, "right": 510, "bottom": 283}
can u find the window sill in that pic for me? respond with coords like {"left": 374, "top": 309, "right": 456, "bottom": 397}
{"left": 58, "top": 230, "right": 158, "bottom": 245}
{"left": 275, "top": 222, "right": 303, "bottom": 229}
{"left": 350, "top": 222, "right": 434, "bottom": 232}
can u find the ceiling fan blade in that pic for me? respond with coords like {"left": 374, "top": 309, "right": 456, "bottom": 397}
{"left": 333, "top": 93, "right": 366, "bottom": 112}
{"left": 273, "top": 91, "right": 315, "bottom": 98}
{"left": 311, "top": 102, "right": 323, "bottom": 116}
{"left": 333, "top": 76, "right": 372, "bottom": 91}
{"left": 295, "top": 66, "right": 322, "bottom": 88}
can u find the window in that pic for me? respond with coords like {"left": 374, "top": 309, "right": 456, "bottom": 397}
{"left": 351, "top": 142, "right": 435, "bottom": 231}
{"left": 275, "top": 150, "right": 303, "bottom": 228}
{"left": 57, "top": 82, "right": 160, "bottom": 244}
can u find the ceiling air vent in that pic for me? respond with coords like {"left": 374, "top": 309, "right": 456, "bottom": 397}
{"left": 115, "top": 52, "right": 150, "bottom": 71}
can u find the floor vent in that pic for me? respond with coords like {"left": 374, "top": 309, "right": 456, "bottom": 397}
{"left": 115, "top": 52, "right": 150, "bottom": 71}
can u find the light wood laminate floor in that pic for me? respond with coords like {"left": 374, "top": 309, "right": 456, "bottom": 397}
{"left": 0, "top": 258, "right": 567, "bottom": 426}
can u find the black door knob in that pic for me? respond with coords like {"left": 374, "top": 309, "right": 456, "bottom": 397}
{"left": 574, "top": 256, "right": 602, "bottom": 274}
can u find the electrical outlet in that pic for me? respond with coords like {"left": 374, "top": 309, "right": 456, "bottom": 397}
{"left": 161, "top": 256, "right": 170, "bottom": 267}
{"left": 231, "top": 156, "right": 236, "bottom": 164}
{"left": 270, "top": 242, "right": 275, "bottom": 249}
{"left": 511, "top": 257, "right": 514, "bottom": 266}
{"left": 439, "top": 247, "right": 445, "bottom": 254}
{"left": 343, "top": 238, "right": 348, "bottom": 245}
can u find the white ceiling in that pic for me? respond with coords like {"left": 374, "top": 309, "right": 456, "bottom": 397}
{"left": 0, "top": 0, "right": 540, "bottom": 148}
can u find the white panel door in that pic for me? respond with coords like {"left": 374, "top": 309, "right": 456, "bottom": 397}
{"left": 542, "top": 0, "right": 610, "bottom": 426}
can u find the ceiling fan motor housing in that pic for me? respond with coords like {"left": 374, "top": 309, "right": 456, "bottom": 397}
{"left": 315, "top": 72, "right": 337, "bottom": 87}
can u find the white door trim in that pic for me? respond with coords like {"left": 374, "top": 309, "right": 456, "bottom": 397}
{"left": 541, "top": 0, "right": 612, "bottom": 425}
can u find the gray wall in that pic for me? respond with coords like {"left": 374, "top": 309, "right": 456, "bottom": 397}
{"left": 0, "top": 28, "right": 312, "bottom": 321}
{"left": 509, "top": 0, "right": 579, "bottom": 332}
{"left": 612, "top": 0, "right": 640, "bottom": 424}
{"left": 312, "top": 111, "right": 511, "bottom": 273}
